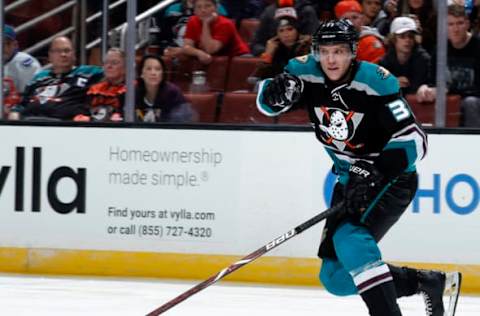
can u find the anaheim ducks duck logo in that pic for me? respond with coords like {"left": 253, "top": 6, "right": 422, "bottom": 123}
{"left": 314, "top": 107, "right": 364, "bottom": 150}
{"left": 376, "top": 66, "right": 390, "bottom": 80}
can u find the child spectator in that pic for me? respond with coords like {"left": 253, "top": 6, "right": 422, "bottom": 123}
{"left": 136, "top": 55, "right": 195, "bottom": 123}
{"left": 253, "top": 6, "right": 311, "bottom": 79}
{"left": 250, "top": 0, "right": 319, "bottom": 56}
{"left": 156, "top": 0, "right": 228, "bottom": 56}
{"left": 180, "top": 0, "right": 250, "bottom": 64}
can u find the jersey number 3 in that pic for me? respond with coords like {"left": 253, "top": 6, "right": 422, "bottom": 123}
{"left": 387, "top": 100, "right": 410, "bottom": 121}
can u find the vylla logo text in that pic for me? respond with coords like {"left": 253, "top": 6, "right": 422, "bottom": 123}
{"left": 0, "top": 147, "right": 86, "bottom": 214}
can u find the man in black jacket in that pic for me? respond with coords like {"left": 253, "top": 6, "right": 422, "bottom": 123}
{"left": 416, "top": 4, "right": 480, "bottom": 127}
{"left": 9, "top": 37, "right": 103, "bottom": 121}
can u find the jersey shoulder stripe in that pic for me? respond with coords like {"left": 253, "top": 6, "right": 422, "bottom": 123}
{"left": 73, "top": 65, "right": 104, "bottom": 76}
{"left": 285, "top": 54, "right": 325, "bottom": 83}
{"left": 351, "top": 62, "right": 399, "bottom": 96}
{"left": 31, "top": 69, "right": 52, "bottom": 82}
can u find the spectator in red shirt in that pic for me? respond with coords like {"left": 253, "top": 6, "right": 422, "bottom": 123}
{"left": 182, "top": 0, "right": 250, "bottom": 64}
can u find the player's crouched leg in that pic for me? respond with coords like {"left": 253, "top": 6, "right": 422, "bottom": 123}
{"left": 319, "top": 258, "right": 357, "bottom": 296}
{"left": 333, "top": 222, "right": 402, "bottom": 316}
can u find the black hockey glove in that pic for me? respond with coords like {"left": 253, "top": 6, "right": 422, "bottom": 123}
{"left": 262, "top": 73, "right": 303, "bottom": 107}
{"left": 344, "top": 161, "right": 384, "bottom": 221}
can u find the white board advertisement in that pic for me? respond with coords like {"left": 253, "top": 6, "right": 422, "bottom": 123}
{"left": 0, "top": 126, "right": 478, "bottom": 264}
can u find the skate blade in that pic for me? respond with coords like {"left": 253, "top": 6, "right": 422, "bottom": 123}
{"left": 443, "top": 272, "right": 462, "bottom": 316}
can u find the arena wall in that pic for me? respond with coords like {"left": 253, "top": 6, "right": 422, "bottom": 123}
{"left": 0, "top": 125, "right": 478, "bottom": 294}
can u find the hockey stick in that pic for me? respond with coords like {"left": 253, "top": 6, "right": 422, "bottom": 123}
{"left": 146, "top": 202, "right": 343, "bottom": 316}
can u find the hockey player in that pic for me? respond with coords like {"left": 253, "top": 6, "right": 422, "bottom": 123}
{"left": 256, "top": 19, "right": 461, "bottom": 316}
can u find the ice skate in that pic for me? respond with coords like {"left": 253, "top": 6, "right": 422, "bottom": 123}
{"left": 444, "top": 272, "right": 462, "bottom": 316}
{"left": 417, "top": 270, "right": 462, "bottom": 316}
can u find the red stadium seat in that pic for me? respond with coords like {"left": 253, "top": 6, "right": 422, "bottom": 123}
{"left": 219, "top": 92, "right": 274, "bottom": 124}
{"left": 238, "top": 18, "right": 260, "bottom": 44}
{"left": 276, "top": 109, "right": 311, "bottom": 126}
{"left": 405, "top": 94, "right": 461, "bottom": 127}
{"left": 206, "top": 56, "right": 229, "bottom": 91}
{"left": 161, "top": 55, "right": 176, "bottom": 82}
{"left": 225, "top": 57, "right": 263, "bottom": 92}
{"left": 169, "top": 56, "right": 229, "bottom": 92}
{"left": 184, "top": 92, "right": 219, "bottom": 123}
{"left": 168, "top": 56, "right": 197, "bottom": 91}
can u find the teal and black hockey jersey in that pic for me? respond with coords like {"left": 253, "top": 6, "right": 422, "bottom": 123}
{"left": 20, "top": 65, "right": 104, "bottom": 120}
{"left": 257, "top": 54, "right": 427, "bottom": 183}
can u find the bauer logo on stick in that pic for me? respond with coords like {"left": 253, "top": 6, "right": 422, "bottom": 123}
{"left": 266, "top": 229, "right": 295, "bottom": 250}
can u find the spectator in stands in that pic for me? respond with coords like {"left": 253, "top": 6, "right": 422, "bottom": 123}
{"left": 156, "top": 0, "right": 228, "bottom": 56}
{"left": 253, "top": 6, "right": 311, "bottom": 79}
{"left": 416, "top": 4, "right": 480, "bottom": 127}
{"left": 3, "top": 24, "right": 41, "bottom": 95}
{"left": 81, "top": 48, "right": 126, "bottom": 122}
{"left": 250, "top": 0, "right": 319, "bottom": 56}
{"left": 334, "top": 0, "right": 386, "bottom": 63}
{"left": 8, "top": 36, "right": 103, "bottom": 121}
{"left": 379, "top": 16, "right": 431, "bottom": 95}
{"left": 383, "top": 0, "right": 436, "bottom": 54}
{"left": 179, "top": 0, "right": 250, "bottom": 64}
{"left": 361, "top": 0, "right": 390, "bottom": 35}
{"left": 135, "top": 54, "right": 195, "bottom": 122}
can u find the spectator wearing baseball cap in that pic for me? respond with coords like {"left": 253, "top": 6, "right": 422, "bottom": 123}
{"left": 334, "top": 0, "right": 386, "bottom": 64}
{"left": 253, "top": 6, "right": 311, "bottom": 79}
{"left": 379, "top": 16, "right": 430, "bottom": 95}
{"left": 250, "top": 0, "right": 319, "bottom": 56}
{"left": 3, "top": 24, "right": 41, "bottom": 95}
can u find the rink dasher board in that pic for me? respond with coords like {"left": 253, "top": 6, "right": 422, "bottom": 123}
{"left": 0, "top": 125, "right": 478, "bottom": 293}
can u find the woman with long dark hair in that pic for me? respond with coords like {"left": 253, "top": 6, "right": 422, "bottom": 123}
{"left": 135, "top": 54, "right": 195, "bottom": 122}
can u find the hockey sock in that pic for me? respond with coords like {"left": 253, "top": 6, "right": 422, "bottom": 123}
{"left": 360, "top": 280, "right": 402, "bottom": 316}
{"left": 389, "top": 264, "right": 419, "bottom": 298}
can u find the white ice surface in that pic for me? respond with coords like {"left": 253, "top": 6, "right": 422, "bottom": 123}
{"left": 0, "top": 274, "right": 479, "bottom": 315}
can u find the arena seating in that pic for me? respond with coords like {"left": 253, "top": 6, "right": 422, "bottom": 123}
{"left": 184, "top": 92, "right": 219, "bottom": 123}
{"left": 225, "top": 57, "right": 263, "bottom": 92}
{"left": 218, "top": 92, "right": 274, "bottom": 124}
{"left": 276, "top": 108, "right": 310, "bottom": 126}
{"left": 168, "top": 56, "right": 230, "bottom": 92}
{"left": 405, "top": 94, "right": 461, "bottom": 127}
{"left": 238, "top": 18, "right": 260, "bottom": 44}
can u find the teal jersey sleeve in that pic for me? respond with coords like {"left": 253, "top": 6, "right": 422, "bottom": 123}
{"left": 352, "top": 62, "right": 400, "bottom": 97}
{"left": 165, "top": 3, "right": 227, "bottom": 17}
{"left": 285, "top": 55, "right": 325, "bottom": 83}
